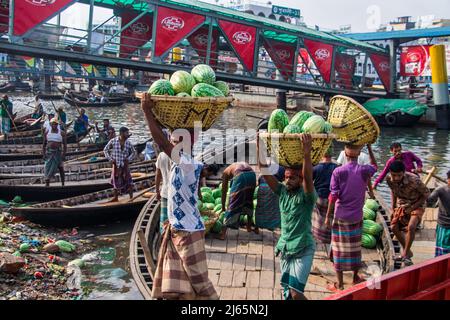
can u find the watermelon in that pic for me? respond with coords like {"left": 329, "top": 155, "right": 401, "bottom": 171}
{"left": 361, "top": 233, "right": 377, "bottom": 249}
{"left": 253, "top": 199, "right": 257, "bottom": 209}
{"left": 191, "top": 83, "right": 224, "bottom": 97}
{"left": 323, "top": 122, "right": 333, "bottom": 133}
{"left": 289, "top": 111, "right": 314, "bottom": 129}
{"left": 219, "top": 212, "right": 225, "bottom": 223}
{"left": 213, "top": 81, "right": 230, "bottom": 96}
{"left": 212, "top": 189, "right": 222, "bottom": 199}
{"left": 201, "top": 216, "right": 210, "bottom": 222}
{"left": 253, "top": 186, "right": 259, "bottom": 200}
{"left": 268, "top": 109, "right": 289, "bottom": 133}
{"left": 214, "top": 204, "right": 222, "bottom": 213}
{"left": 205, "top": 203, "right": 215, "bottom": 210}
{"left": 215, "top": 198, "right": 222, "bottom": 206}
{"left": 176, "top": 92, "right": 191, "bottom": 97}
{"left": 201, "top": 192, "right": 215, "bottom": 204}
{"left": 283, "top": 124, "right": 301, "bottom": 134}
{"left": 301, "top": 115, "right": 326, "bottom": 133}
{"left": 363, "top": 206, "right": 376, "bottom": 221}
{"left": 365, "top": 199, "right": 380, "bottom": 211}
{"left": 211, "top": 220, "right": 223, "bottom": 233}
{"left": 148, "top": 79, "right": 175, "bottom": 96}
{"left": 170, "top": 70, "right": 196, "bottom": 94}
{"left": 191, "top": 64, "right": 216, "bottom": 84}
{"left": 362, "top": 220, "right": 383, "bottom": 236}
{"left": 240, "top": 215, "right": 248, "bottom": 225}
{"left": 197, "top": 200, "right": 203, "bottom": 211}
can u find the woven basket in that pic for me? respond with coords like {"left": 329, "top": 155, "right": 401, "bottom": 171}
{"left": 137, "top": 92, "right": 233, "bottom": 131}
{"left": 200, "top": 210, "right": 219, "bottom": 234}
{"left": 259, "top": 133, "right": 336, "bottom": 167}
{"left": 327, "top": 95, "right": 380, "bottom": 145}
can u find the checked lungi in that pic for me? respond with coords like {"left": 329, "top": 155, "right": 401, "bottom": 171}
{"left": 152, "top": 224, "right": 218, "bottom": 300}
{"left": 254, "top": 181, "right": 280, "bottom": 230}
{"left": 160, "top": 197, "right": 168, "bottom": 233}
{"left": 331, "top": 219, "right": 362, "bottom": 272}
{"left": 224, "top": 171, "right": 256, "bottom": 229}
{"left": 312, "top": 197, "right": 332, "bottom": 244}
{"left": 44, "top": 146, "right": 63, "bottom": 180}
{"left": 110, "top": 163, "right": 133, "bottom": 193}
{"left": 435, "top": 224, "right": 450, "bottom": 257}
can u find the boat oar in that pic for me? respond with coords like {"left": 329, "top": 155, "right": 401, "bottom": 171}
{"left": 421, "top": 168, "right": 446, "bottom": 185}
{"left": 246, "top": 114, "right": 266, "bottom": 120}
{"left": 127, "top": 188, "right": 153, "bottom": 203}
{"left": 3, "top": 104, "right": 18, "bottom": 132}
{"left": 422, "top": 166, "right": 437, "bottom": 187}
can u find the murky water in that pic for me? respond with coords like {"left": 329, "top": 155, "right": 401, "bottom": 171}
{"left": 10, "top": 94, "right": 450, "bottom": 299}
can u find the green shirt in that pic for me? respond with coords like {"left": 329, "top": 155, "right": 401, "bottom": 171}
{"left": 275, "top": 183, "right": 317, "bottom": 256}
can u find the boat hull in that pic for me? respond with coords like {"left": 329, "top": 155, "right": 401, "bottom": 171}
{"left": 374, "top": 112, "right": 423, "bottom": 127}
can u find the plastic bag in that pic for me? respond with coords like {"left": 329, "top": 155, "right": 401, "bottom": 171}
{"left": 55, "top": 240, "right": 76, "bottom": 253}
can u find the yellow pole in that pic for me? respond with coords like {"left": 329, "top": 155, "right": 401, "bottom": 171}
{"left": 430, "top": 45, "right": 450, "bottom": 129}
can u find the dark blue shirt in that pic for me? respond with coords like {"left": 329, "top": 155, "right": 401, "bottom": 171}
{"left": 313, "top": 162, "right": 338, "bottom": 199}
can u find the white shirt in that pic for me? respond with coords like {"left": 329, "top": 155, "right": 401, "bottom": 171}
{"left": 43, "top": 120, "right": 62, "bottom": 133}
{"left": 167, "top": 153, "right": 204, "bottom": 232}
{"left": 337, "top": 151, "right": 371, "bottom": 166}
{"left": 155, "top": 152, "right": 173, "bottom": 199}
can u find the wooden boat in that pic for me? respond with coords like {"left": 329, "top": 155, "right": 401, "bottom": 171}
{"left": 1, "top": 121, "right": 73, "bottom": 141}
{"left": 130, "top": 136, "right": 396, "bottom": 299}
{"left": 70, "top": 92, "right": 126, "bottom": 103}
{"left": 0, "top": 83, "right": 15, "bottom": 93}
{"left": 10, "top": 180, "right": 156, "bottom": 227}
{"left": 12, "top": 117, "right": 44, "bottom": 132}
{"left": 0, "top": 151, "right": 107, "bottom": 168}
{"left": 0, "top": 128, "right": 90, "bottom": 146}
{"left": 363, "top": 99, "right": 427, "bottom": 127}
{"left": 36, "top": 92, "right": 64, "bottom": 100}
{"left": 0, "top": 161, "right": 155, "bottom": 202}
{"left": 64, "top": 93, "right": 125, "bottom": 108}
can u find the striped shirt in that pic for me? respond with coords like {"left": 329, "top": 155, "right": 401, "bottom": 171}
{"left": 103, "top": 137, "right": 136, "bottom": 168}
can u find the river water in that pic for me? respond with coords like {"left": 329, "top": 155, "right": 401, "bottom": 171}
{"left": 9, "top": 95, "right": 450, "bottom": 299}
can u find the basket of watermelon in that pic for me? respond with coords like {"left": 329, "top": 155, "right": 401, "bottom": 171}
{"left": 259, "top": 110, "right": 336, "bottom": 167}
{"left": 327, "top": 95, "right": 380, "bottom": 145}
{"left": 137, "top": 64, "right": 233, "bottom": 131}
{"left": 361, "top": 199, "right": 383, "bottom": 249}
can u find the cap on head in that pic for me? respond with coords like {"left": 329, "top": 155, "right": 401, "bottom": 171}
{"left": 50, "top": 117, "right": 59, "bottom": 124}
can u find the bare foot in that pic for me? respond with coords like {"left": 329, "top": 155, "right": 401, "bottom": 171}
{"left": 253, "top": 227, "right": 260, "bottom": 234}
{"left": 352, "top": 275, "right": 365, "bottom": 285}
{"left": 108, "top": 197, "right": 119, "bottom": 203}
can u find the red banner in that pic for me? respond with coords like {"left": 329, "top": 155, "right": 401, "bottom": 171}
{"left": 0, "top": 4, "right": 8, "bottom": 34}
{"left": 303, "top": 39, "right": 334, "bottom": 83}
{"left": 335, "top": 53, "right": 356, "bottom": 89}
{"left": 219, "top": 20, "right": 257, "bottom": 72}
{"left": 400, "top": 45, "right": 431, "bottom": 77}
{"left": 13, "top": 0, "right": 75, "bottom": 36}
{"left": 119, "top": 12, "right": 153, "bottom": 58}
{"left": 187, "top": 26, "right": 219, "bottom": 67}
{"left": 263, "top": 38, "right": 296, "bottom": 80}
{"left": 370, "top": 54, "right": 391, "bottom": 91}
{"left": 154, "top": 6, "right": 205, "bottom": 57}
{"left": 297, "top": 48, "right": 311, "bottom": 74}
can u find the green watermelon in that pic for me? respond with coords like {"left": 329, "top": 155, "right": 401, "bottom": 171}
{"left": 212, "top": 189, "right": 222, "bottom": 199}
{"left": 365, "top": 199, "right": 380, "bottom": 211}
{"left": 211, "top": 220, "right": 223, "bottom": 233}
{"left": 289, "top": 111, "right": 314, "bottom": 129}
{"left": 197, "top": 200, "right": 203, "bottom": 211}
{"left": 361, "top": 233, "right": 377, "bottom": 249}
{"left": 219, "top": 212, "right": 225, "bottom": 223}
{"left": 301, "top": 115, "right": 326, "bottom": 133}
{"left": 191, "top": 83, "right": 224, "bottom": 97}
{"left": 191, "top": 64, "right": 216, "bottom": 84}
{"left": 201, "top": 192, "right": 215, "bottom": 204}
{"left": 205, "top": 203, "right": 215, "bottom": 210}
{"left": 170, "top": 70, "right": 196, "bottom": 94}
{"left": 363, "top": 206, "right": 376, "bottom": 221}
{"left": 323, "top": 122, "right": 333, "bottom": 133}
{"left": 253, "top": 186, "right": 259, "bottom": 199}
{"left": 176, "top": 92, "right": 191, "bottom": 97}
{"left": 213, "top": 81, "right": 230, "bottom": 96}
{"left": 240, "top": 215, "right": 248, "bottom": 225}
{"left": 283, "top": 124, "right": 301, "bottom": 134}
{"left": 148, "top": 79, "right": 175, "bottom": 96}
{"left": 201, "top": 187, "right": 212, "bottom": 194}
{"left": 215, "top": 198, "right": 222, "bottom": 206}
{"left": 362, "top": 220, "right": 383, "bottom": 236}
{"left": 253, "top": 199, "right": 257, "bottom": 209}
{"left": 268, "top": 109, "right": 289, "bottom": 133}
{"left": 214, "top": 204, "right": 222, "bottom": 213}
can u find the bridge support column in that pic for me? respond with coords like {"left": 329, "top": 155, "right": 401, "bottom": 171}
{"left": 276, "top": 90, "right": 287, "bottom": 111}
{"left": 431, "top": 45, "right": 450, "bottom": 130}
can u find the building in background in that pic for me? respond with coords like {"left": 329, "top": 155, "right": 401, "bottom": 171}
{"left": 93, "top": 17, "right": 120, "bottom": 53}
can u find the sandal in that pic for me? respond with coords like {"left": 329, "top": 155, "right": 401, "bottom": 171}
{"left": 327, "top": 282, "right": 344, "bottom": 292}
{"left": 403, "top": 257, "right": 414, "bottom": 267}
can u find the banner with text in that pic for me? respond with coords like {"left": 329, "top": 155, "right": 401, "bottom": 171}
{"left": 119, "top": 11, "right": 153, "bottom": 58}
{"left": 13, "top": 0, "right": 76, "bottom": 36}
{"left": 400, "top": 45, "right": 431, "bottom": 77}
{"left": 263, "top": 38, "right": 296, "bottom": 80}
{"left": 154, "top": 6, "right": 205, "bottom": 57}
{"left": 335, "top": 52, "right": 356, "bottom": 89}
{"left": 188, "top": 26, "right": 219, "bottom": 67}
{"left": 370, "top": 53, "right": 391, "bottom": 91}
{"left": 303, "top": 39, "right": 334, "bottom": 83}
{"left": 219, "top": 20, "right": 257, "bottom": 72}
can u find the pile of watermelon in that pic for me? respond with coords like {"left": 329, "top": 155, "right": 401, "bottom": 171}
{"left": 361, "top": 199, "right": 383, "bottom": 249}
{"left": 267, "top": 110, "right": 333, "bottom": 134}
{"left": 198, "top": 184, "right": 229, "bottom": 234}
{"left": 148, "top": 64, "right": 230, "bottom": 98}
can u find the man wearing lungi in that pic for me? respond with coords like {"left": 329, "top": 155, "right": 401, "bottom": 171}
{"left": 312, "top": 147, "right": 338, "bottom": 246}
{"left": 0, "top": 95, "right": 13, "bottom": 134}
{"left": 326, "top": 144, "right": 377, "bottom": 291}
{"left": 104, "top": 127, "right": 136, "bottom": 202}
{"left": 43, "top": 117, "right": 67, "bottom": 187}
{"left": 218, "top": 162, "right": 257, "bottom": 240}
{"left": 259, "top": 134, "right": 317, "bottom": 300}
{"left": 428, "top": 170, "right": 450, "bottom": 257}
{"left": 144, "top": 101, "right": 218, "bottom": 300}
{"left": 387, "top": 161, "right": 429, "bottom": 266}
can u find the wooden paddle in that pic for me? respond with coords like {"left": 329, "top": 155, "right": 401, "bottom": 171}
{"left": 127, "top": 188, "right": 153, "bottom": 203}
{"left": 422, "top": 166, "right": 437, "bottom": 187}
{"left": 3, "top": 103, "right": 18, "bottom": 131}
{"left": 421, "top": 168, "right": 446, "bottom": 185}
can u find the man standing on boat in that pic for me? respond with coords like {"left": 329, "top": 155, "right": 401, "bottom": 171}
{"left": 31, "top": 95, "right": 44, "bottom": 119}
{"left": 259, "top": 134, "right": 317, "bottom": 300}
{"left": 74, "top": 108, "right": 89, "bottom": 139}
{"left": 388, "top": 161, "right": 429, "bottom": 266}
{"left": 43, "top": 117, "right": 67, "bottom": 187}
{"left": 373, "top": 142, "right": 423, "bottom": 189}
{"left": 104, "top": 127, "right": 136, "bottom": 202}
{"left": 95, "top": 119, "right": 116, "bottom": 143}
{"left": 326, "top": 144, "right": 377, "bottom": 291}
{"left": 218, "top": 162, "right": 257, "bottom": 239}
{"left": 144, "top": 102, "right": 218, "bottom": 300}
{"left": 0, "top": 95, "right": 13, "bottom": 134}
{"left": 428, "top": 170, "right": 450, "bottom": 257}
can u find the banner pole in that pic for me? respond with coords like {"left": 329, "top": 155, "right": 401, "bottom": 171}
{"left": 330, "top": 46, "right": 336, "bottom": 88}
{"left": 86, "top": 0, "right": 95, "bottom": 53}
{"left": 205, "top": 17, "right": 213, "bottom": 65}
{"left": 8, "top": 0, "right": 14, "bottom": 41}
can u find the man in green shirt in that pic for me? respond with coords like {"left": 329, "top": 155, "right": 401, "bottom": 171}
{"left": 259, "top": 134, "right": 317, "bottom": 300}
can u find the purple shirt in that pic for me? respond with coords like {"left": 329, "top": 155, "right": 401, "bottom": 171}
{"left": 374, "top": 151, "right": 423, "bottom": 186}
{"left": 330, "top": 161, "right": 377, "bottom": 222}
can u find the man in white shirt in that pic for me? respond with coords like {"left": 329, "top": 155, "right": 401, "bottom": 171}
{"left": 337, "top": 150, "right": 371, "bottom": 166}
{"left": 156, "top": 150, "right": 173, "bottom": 232}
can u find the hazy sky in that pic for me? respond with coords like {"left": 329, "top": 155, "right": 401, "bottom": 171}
{"left": 55, "top": 0, "right": 450, "bottom": 33}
